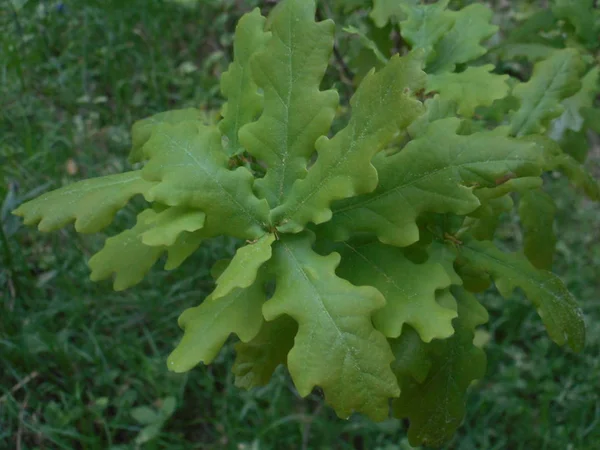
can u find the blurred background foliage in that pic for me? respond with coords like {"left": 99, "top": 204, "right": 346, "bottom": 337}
{"left": 1, "top": 0, "right": 599, "bottom": 449}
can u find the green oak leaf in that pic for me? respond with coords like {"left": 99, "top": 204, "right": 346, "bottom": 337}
{"left": 167, "top": 271, "right": 267, "bottom": 373}
{"left": 369, "top": 0, "right": 417, "bottom": 27}
{"left": 212, "top": 233, "right": 276, "bottom": 301}
{"left": 141, "top": 206, "right": 205, "bottom": 247}
{"left": 264, "top": 232, "right": 399, "bottom": 421}
{"left": 13, "top": 171, "right": 154, "bottom": 233}
{"left": 427, "top": 3, "right": 498, "bottom": 74}
{"left": 219, "top": 8, "right": 270, "bottom": 157}
{"left": 392, "top": 286, "right": 487, "bottom": 447}
{"left": 324, "top": 118, "right": 542, "bottom": 247}
{"left": 519, "top": 190, "right": 557, "bottom": 270}
{"left": 427, "top": 241, "right": 462, "bottom": 285}
{"left": 426, "top": 65, "right": 509, "bottom": 117}
{"left": 459, "top": 237, "right": 585, "bottom": 351}
{"left": 130, "top": 109, "right": 203, "bottom": 163}
{"left": 399, "top": 0, "right": 453, "bottom": 62}
{"left": 468, "top": 195, "right": 514, "bottom": 241}
{"left": 88, "top": 209, "right": 203, "bottom": 290}
{"left": 530, "top": 135, "right": 600, "bottom": 200}
{"left": 498, "top": 43, "right": 557, "bottom": 63}
{"left": 238, "top": 0, "right": 338, "bottom": 207}
{"left": 407, "top": 95, "right": 457, "bottom": 138}
{"left": 551, "top": 0, "right": 598, "bottom": 48}
{"left": 233, "top": 315, "right": 297, "bottom": 389}
{"left": 389, "top": 326, "right": 431, "bottom": 384}
{"left": 272, "top": 51, "right": 426, "bottom": 233}
{"left": 164, "top": 230, "right": 204, "bottom": 271}
{"left": 141, "top": 121, "right": 269, "bottom": 239}
{"left": 550, "top": 66, "right": 600, "bottom": 140}
{"left": 337, "top": 240, "right": 456, "bottom": 342}
{"left": 344, "top": 25, "right": 389, "bottom": 65}
{"left": 510, "top": 49, "right": 585, "bottom": 137}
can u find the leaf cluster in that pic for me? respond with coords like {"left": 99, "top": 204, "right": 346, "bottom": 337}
{"left": 13, "top": 0, "right": 599, "bottom": 447}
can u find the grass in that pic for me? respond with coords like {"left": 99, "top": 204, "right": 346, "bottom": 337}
{"left": 1, "top": 1, "right": 599, "bottom": 449}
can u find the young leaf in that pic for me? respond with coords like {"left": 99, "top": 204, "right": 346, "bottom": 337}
{"left": 167, "top": 274, "right": 267, "bottom": 373}
{"left": 130, "top": 109, "right": 203, "bottom": 163}
{"left": 337, "top": 240, "right": 456, "bottom": 342}
{"left": 468, "top": 195, "right": 514, "bottom": 241}
{"left": 141, "top": 206, "right": 205, "bottom": 247}
{"left": 219, "top": 9, "right": 270, "bottom": 157}
{"left": 272, "top": 51, "right": 426, "bottom": 233}
{"left": 324, "top": 118, "right": 542, "bottom": 247}
{"left": 369, "top": 0, "right": 417, "bottom": 27}
{"left": 519, "top": 190, "right": 557, "bottom": 270}
{"left": 233, "top": 315, "right": 297, "bottom": 389}
{"left": 426, "top": 241, "right": 462, "bottom": 286}
{"left": 426, "top": 3, "right": 497, "bottom": 74}
{"left": 211, "top": 233, "right": 276, "bottom": 301}
{"left": 399, "top": 0, "right": 453, "bottom": 61}
{"left": 550, "top": 66, "right": 600, "bottom": 140}
{"left": 530, "top": 135, "right": 600, "bottom": 200}
{"left": 459, "top": 237, "right": 585, "bottom": 351}
{"left": 392, "top": 287, "right": 487, "bottom": 447}
{"left": 141, "top": 122, "right": 269, "bottom": 239}
{"left": 238, "top": 0, "right": 338, "bottom": 207}
{"left": 426, "top": 65, "right": 509, "bottom": 117}
{"left": 263, "top": 232, "right": 399, "bottom": 420}
{"left": 12, "top": 171, "right": 154, "bottom": 233}
{"left": 89, "top": 209, "right": 203, "bottom": 291}
{"left": 510, "top": 49, "right": 585, "bottom": 137}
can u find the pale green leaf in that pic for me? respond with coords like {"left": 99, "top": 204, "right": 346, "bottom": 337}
{"left": 550, "top": 66, "right": 600, "bottom": 140}
{"left": 392, "top": 287, "right": 487, "bottom": 447}
{"left": 88, "top": 209, "right": 204, "bottom": 290}
{"left": 238, "top": 0, "right": 338, "bottom": 207}
{"left": 426, "top": 65, "right": 509, "bottom": 117}
{"left": 337, "top": 240, "right": 456, "bottom": 342}
{"left": 212, "top": 233, "right": 276, "bottom": 300}
{"left": 459, "top": 238, "right": 585, "bottom": 351}
{"left": 273, "top": 52, "right": 426, "bottom": 233}
{"left": 88, "top": 210, "right": 164, "bottom": 291}
{"left": 427, "top": 3, "right": 497, "bottom": 74}
{"left": 263, "top": 232, "right": 399, "bottom": 420}
{"left": 141, "top": 122, "right": 269, "bottom": 239}
{"left": 167, "top": 275, "right": 266, "bottom": 373}
{"left": 219, "top": 9, "right": 270, "bottom": 157}
{"left": 369, "top": 0, "right": 417, "bottom": 27}
{"left": 399, "top": 0, "right": 453, "bottom": 61}
{"left": 510, "top": 49, "right": 585, "bottom": 137}
{"left": 407, "top": 95, "right": 457, "bottom": 138}
{"left": 131, "top": 406, "right": 160, "bottom": 425}
{"left": 141, "top": 206, "right": 205, "bottom": 247}
{"left": 519, "top": 190, "right": 557, "bottom": 270}
{"left": 13, "top": 171, "right": 154, "bottom": 233}
{"left": 164, "top": 230, "right": 205, "bottom": 271}
{"left": 130, "top": 109, "right": 203, "bottom": 163}
{"left": 324, "top": 118, "right": 542, "bottom": 247}
{"left": 135, "top": 423, "right": 163, "bottom": 445}
{"left": 233, "top": 315, "right": 297, "bottom": 389}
